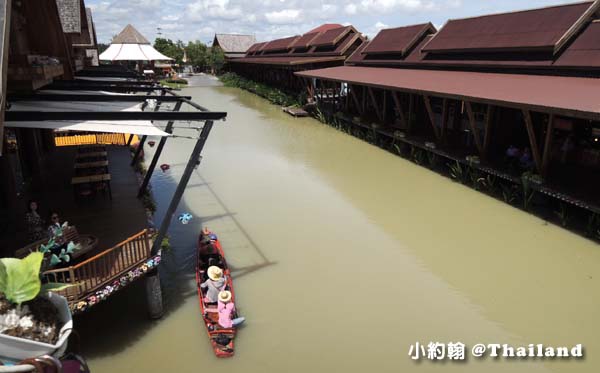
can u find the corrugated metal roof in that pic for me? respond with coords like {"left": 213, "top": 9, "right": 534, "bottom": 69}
{"left": 555, "top": 21, "right": 600, "bottom": 66}
{"left": 362, "top": 23, "right": 436, "bottom": 56}
{"left": 112, "top": 24, "right": 150, "bottom": 45}
{"left": 310, "top": 26, "right": 352, "bottom": 47}
{"left": 423, "top": 2, "right": 593, "bottom": 53}
{"left": 56, "top": 0, "right": 81, "bottom": 34}
{"left": 296, "top": 66, "right": 600, "bottom": 118}
{"left": 214, "top": 34, "right": 256, "bottom": 53}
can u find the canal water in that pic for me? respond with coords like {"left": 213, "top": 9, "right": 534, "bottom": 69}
{"left": 76, "top": 75, "right": 600, "bottom": 373}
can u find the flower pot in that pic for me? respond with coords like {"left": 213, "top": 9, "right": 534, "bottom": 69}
{"left": 0, "top": 293, "right": 73, "bottom": 362}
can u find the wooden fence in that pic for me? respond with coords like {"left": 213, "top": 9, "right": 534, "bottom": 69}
{"left": 42, "top": 230, "right": 152, "bottom": 305}
{"left": 55, "top": 133, "right": 139, "bottom": 146}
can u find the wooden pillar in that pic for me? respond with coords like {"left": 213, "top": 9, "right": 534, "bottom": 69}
{"left": 382, "top": 91, "right": 387, "bottom": 123}
{"left": 483, "top": 105, "right": 495, "bottom": 160}
{"left": 522, "top": 109, "right": 543, "bottom": 174}
{"left": 408, "top": 94, "right": 414, "bottom": 133}
{"left": 361, "top": 86, "right": 367, "bottom": 114}
{"left": 440, "top": 98, "right": 449, "bottom": 141}
{"left": 349, "top": 85, "right": 362, "bottom": 115}
{"left": 391, "top": 91, "right": 407, "bottom": 129}
{"left": 368, "top": 87, "right": 383, "bottom": 122}
{"left": 541, "top": 114, "right": 555, "bottom": 178}
{"left": 423, "top": 95, "right": 441, "bottom": 140}
{"left": 465, "top": 101, "right": 484, "bottom": 155}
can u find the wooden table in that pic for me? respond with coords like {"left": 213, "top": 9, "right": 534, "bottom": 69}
{"left": 71, "top": 174, "right": 112, "bottom": 199}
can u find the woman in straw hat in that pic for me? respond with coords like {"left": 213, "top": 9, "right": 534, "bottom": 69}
{"left": 215, "top": 290, "right": 245, "bottom": 328}
{"left": 200, "top": 266, "right": 227, "bottom": 303}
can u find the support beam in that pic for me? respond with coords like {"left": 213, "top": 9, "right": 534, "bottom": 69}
{"left": 382, "top": 90, "right": 387, "bottom": 123}
{"left": 522, "top": 109, "right": 543, "bottom": 174}
{"left": 349, "top": 85, "right": 362, "bottom": 115}
{"left": 368, "top": 87, "right": 384, "bottom": 122}
{"left": 138, "top": 100, "right": 183, "bottom": 197}
{"left": 441, "top": 98, "right": 449, "bottom": 140}
{"left": 408, "top": 94, "right": 414, "bottom": 133}
{"left": 131, "top": 91, "right": 166, "bottom": 166}
{"left": 151, "top": 121, "right": 215, "bottom": 255}
{"left": 465, "top": 101, "right": 484, "bottom": 155}
{"left": 483, "top": 105, "right": 495, "bottom": 159}
{"left": 423, "top": 95, "right": 441, "bottom": 140}
{"left": 541, "top": 114, "right": 555, "bottom": 178}
{"left": 361, "top": 86, "right": 367, "bottom": 115}
{"left": 9, "top": 94, "right": 189, "bottom": 102}
{"left": 5, "top": 110, "right": 226, "bottom": 121}
{"left": 391, "top": 91, "right": 407, "bottom": 129}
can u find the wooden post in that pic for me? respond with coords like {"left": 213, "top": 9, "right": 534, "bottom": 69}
{"left": 408, "top": 94, "right": 414, "bottom": 133}
{"left": 541, "top": 114, "right": 555, "bottom": 178}
{"left": 522, "top": 109, "right": 543, "bottom": 174}
{"left": 465, "top": 101, "right": 484, "bottom": 155}
{"left": 391, "top": 91, "right": 407, "bottom": 129}
{"left": 138, "top": 100, "right": 183, "bottom": 197}
{"left": 483, "top": 105, "right": 495, "bottom": 160}
{"left": 441, "top": 98, "right": 449, "bottom": 141}
{"left": 423, "top": 95, "right": 441, "bottom": 140}
{"left": 131, "top": 91, "right": 166, "bottom": 166}
{"left": 382, "top": 90, "right": 387, "bottom": 123}
{"left": 349, "top": 85, "right": 362, "bottom": 115}
{"left": 368, "top": 87, "right": 384, "bottom": 122}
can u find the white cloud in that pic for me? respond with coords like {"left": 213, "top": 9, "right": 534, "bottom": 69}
{"left": 345, "top": 3, "right": 357, "bottom": 14}
{"left": 265, "top": 9, "right": 303, "bottom": 24}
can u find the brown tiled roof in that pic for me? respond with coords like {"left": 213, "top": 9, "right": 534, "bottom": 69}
{"left": 296, "top": 66, "right": 600, "bottom": 119}
{"left": 310, "top": 26, "right": 352, "bottom": 47}
{"left": 555, "top": 21, "right": 600, "bottom": 67}
{"left": 232, "top": 56, "right": 346, "bottom": 65}
{"left": 423, "top": 2, "right": 593, "bottom": 53}
{"left": 262, "top": 35, "right": 300, "bottom": 52}
{"left": 56, "top": 0, "right": 82, "bottom": 34}
{"left": 112, "top": 24, "right": 150, "bottom": 44}
{"left": 290, "top": 32, "right": 320, "bottom": 49}
{"left": 307, "top": 24, "right": 343, "bottom": 34}
{"left": 214, "top": 34, "right": 256, "bottom": 53}
{"left": 362, "top": 23, "right": 436, "bottom": 56}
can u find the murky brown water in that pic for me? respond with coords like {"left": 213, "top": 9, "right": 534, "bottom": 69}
{"left": 77, "top": 75, "right": 600, "bottom": 373}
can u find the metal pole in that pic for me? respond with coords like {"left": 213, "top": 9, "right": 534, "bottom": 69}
{"left": 151, "top": 121, "right": 214, "bottom": 255}
{"left": 137, "top": 100, "right": 183, "bottom": 196}
{"left": 131, "top": 91, "right": 166, "bottom": 166}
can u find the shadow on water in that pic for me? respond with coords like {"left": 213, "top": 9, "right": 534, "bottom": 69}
{"left": 75, "top": 134, "right": 274, "bottom": 360}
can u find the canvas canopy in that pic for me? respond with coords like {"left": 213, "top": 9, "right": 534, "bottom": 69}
{"left": 99, "top": 43, "right": 173, "bottom": 61}
{"left": 5, "top": 92, "right": 171, "bottom": 136}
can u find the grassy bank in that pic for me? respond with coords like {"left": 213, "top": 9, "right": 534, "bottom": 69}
{"left": 219, "top": 72, "right": 305, "bottom": 107}
{"left": 160, "top": 78, "right": 188, "bottom": 89}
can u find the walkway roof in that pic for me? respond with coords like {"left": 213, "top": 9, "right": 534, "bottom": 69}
{"left": 296, "top": 66, "right": 600, "bottom": 120}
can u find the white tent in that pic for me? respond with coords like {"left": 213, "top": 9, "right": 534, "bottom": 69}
{"left": 99, "top": 24, "right": 174, "bottom": 62}
{"left": 5, "top": 91, "right": 171, "bottom": 137}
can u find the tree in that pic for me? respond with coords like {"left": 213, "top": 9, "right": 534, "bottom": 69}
{"left": 153, "top": 38, "right": 184, "bottom": 65}
{"left": 186, "top": 41, "right": 209, "bottom": 71}
{"left": 206, "top": 46, "right": 225, "bottom": 74}
{"left": 97, "top": 43, "right": 110, "bottom": 55}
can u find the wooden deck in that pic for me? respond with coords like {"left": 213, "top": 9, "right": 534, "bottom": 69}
{"left": 42, "top": 229, "right": 159, "bottom": 313}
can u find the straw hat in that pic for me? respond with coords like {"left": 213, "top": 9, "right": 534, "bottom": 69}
{"left": 218, "top": 290, "right": 232, "bottom": 303}
{"left": 207, "top": 266, "right": 223, "bottom": 281}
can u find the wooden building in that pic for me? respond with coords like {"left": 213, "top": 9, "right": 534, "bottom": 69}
{"left": 230, "top": 24, "right": 366, "bottom": 93}
{"left": 56, "top": 0, "right": 98, "bottom": 70}
{"left": 296, "top": 2, "right": 600, "bottom": 211}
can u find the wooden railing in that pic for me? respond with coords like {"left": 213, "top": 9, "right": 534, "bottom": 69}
{"left": 42, "top": 230, "right": 151, "bottom": 303}
{"left": 55, "top": 133, "right": 139, "bottom": 146}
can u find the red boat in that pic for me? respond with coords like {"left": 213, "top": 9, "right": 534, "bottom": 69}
{"left": 196, "top": 229, "right": 239, "bottom": 357}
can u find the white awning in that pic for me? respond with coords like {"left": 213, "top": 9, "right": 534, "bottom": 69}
{"left": 5, "top": 99, "right": 171, "bottom": 137}
{"left": 99, "top": 43, "right": 174, "bottom": 61}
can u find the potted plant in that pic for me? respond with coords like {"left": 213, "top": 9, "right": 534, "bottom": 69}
{"left": 0, "top": 252, "right": 73, "bottom": 362}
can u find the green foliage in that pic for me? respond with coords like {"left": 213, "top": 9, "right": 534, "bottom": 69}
{"left": 166, "top": 78, "right": 188, "bottom": 84}
{"left": 220, "top": 72, "right": 302, "bottom": 107}
{"left": 500, "top": 182, "right": 520, "bottom": 205}
{"left": 207, "top": 46, "right": 226, "bottom": 73}
{"left": 141, "top": 193, "right": 157, "bottom": 214}
{"left": 154, "top": 38, "right": 184, "bottom": 64}
{"left": 426, "top": 152, "right": 438, "bottom": 169}
{"left": 448, "top": 161, "right": 465, "bottom": 183}
{"left": 97, "top": 43, "right": 110, "bottom": 55}
{"left": 186, "top": 40, "right": 209, "bottom": 70}
{"left": 0, "top": 253, "right": 43, "bottom": 305}
{"left": 586, "top": 213, "right": 600, "bottom": 238}
{"left": 521, "top": 172, "right": 537, "bottom": 211}
{"left": 477, "top": 174, "right": 498, "bottom": 195}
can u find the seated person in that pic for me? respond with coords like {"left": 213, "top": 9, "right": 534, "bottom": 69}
{"left": 47, "top": 211, "right": 64, "bottom": 240}
{"left": 200, "top": 266, "right": 227, "bottom": 303}
{"left": 207, "top": 290, "right": 245, "bottom": 329}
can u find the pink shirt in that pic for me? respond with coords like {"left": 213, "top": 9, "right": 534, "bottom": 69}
{"left": 217, "top": 301, "right": 235, "bottom": 328}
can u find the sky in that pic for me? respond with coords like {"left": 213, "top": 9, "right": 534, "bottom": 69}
{"left": 87, "top": 0, "right": 587, "bottom": 45}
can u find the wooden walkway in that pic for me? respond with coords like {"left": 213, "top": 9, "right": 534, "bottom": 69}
{"left": 42, "top": 229, "right": 160, "bottom": 314}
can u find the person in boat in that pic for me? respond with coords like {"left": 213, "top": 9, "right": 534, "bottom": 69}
{"left": 200, "top": 266, "right": 227, "bottom": 303}
{"left": 25, "top": 199, "right": 46, "bottom": 242}
{"left": 212, "top": 290, "right": 245, "bottom": 328}
{"left": 198, "top": 228, "right": 226, "bottom": 268}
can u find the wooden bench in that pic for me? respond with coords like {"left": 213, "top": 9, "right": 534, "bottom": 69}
{"left": 14, "top": 226, "right": 99, "bottom": 261}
